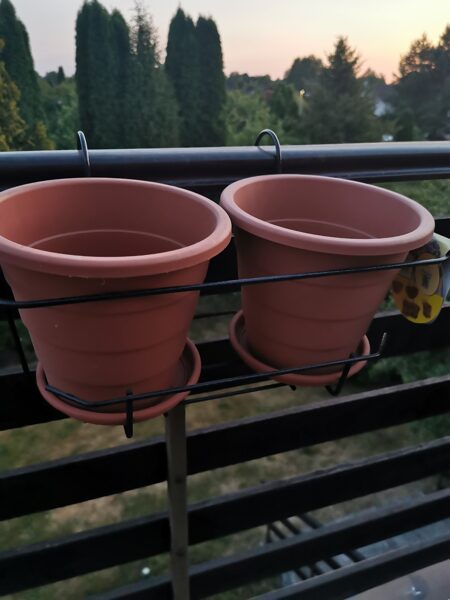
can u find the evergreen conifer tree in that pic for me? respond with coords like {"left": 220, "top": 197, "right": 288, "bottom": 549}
{"left": 125, "top": 5, "right": 179, "bottom": 148}
{"left": 196, "top": 16, "right": 226, "bottom": 146}
{"left": 0, "top": 0, "right": 42, "bottom": 124}
{"left": 75, "top": 0, "right": 118, "bottom": 148}
{"left": 110, "top": 9, "right": 130, "bottom": 145}
{"left": 303, "top": 37, "right": 380, "bottom": 143}
{"left": 44, "top": 68, "right": 66, "bottom": 87}
{"left": 396, "top": 26, "right": 450, "bottom": 139}
{"left": 0, "top": 40, "right": 26, "bottom": 150}
{"left": 125, "top": 5, "right": 158, "bottom": 147}
{"left": 152, "top": 70, "right": 180, "bottom": 146}
{"left": 0, "top": 0, "right": 52, "bottom": 148}
{"left": 56, "top": 66, "right": 65, "bottom": 85}
{"left": 165, "top": 8, "right": 199, "bottom": 146}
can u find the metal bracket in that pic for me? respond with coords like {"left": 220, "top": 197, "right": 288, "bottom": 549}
{"left": 326, "top": 332, "right": 388, "bottom": 397}
{"left": 255, "top": 128, "right": 283, "bottom": 173}
{"left": 123, "top": 391, "right": 134, "bottom": 438}
{"left": 77, "top": 130, "right": 91, "bottom": 177}
{"left": 165, "top": 404, "right": 190, "bottom": 599}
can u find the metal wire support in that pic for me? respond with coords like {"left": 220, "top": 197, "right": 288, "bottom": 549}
{"left": 255, "top": 128, "right": 283, "bottom": 173}
{"left": 43, "top": 332, "right": 387, "bottom": 412}
{"left": 325, "top": 333, "right": 387, "bottom": 397}
{"left": 325, "top": 356, "right": 354, "bottom": 397}
{"left": 77, "top": 131, "right": 91, "bottom": 177}
{"left": 123, "top": 391, "right": 134, "bottom": 438}
{"left": 0, "top": 271, "right": 31, "bottom": 379}
{"left": 165, "top": 404, "right": 190, "bottom": 600}
{"left": 0, "top": 255, "right": 445, "bottom": 311}
{"left": 5, "top": 310, "right": 30, "bottom": 379}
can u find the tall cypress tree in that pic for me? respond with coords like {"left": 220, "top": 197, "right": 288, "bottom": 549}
{"left": 110, "top": 9, "right": 130, "bottom": 145}
{"left": 152, "top": 70, "right": 180, "bottom": 147}
{"left": 196, "top": 16, "right": 226, "bottom": 146}
{"left": 0, "top": 0, "right": 52, "bottom": 148}
{"left": 165, "top": 8, "right": 200, "bottom": 146}
{"left": 125, "top": 5, "right": 158, "bottom": 147}
{"left": 125, "top": 5, "right": 179, "bottom": 148}
{"left": 75, "top": 0, "right": 117, "bottom": 148}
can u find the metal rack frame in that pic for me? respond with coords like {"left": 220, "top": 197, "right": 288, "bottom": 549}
{"left": 0, "top": 139, "right": 449, "bottom": 600}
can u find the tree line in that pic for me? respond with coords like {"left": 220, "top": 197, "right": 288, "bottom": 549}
{"left": 227, "top": 25, "right": 449, "bottom": 145}
{"left": 0, "top": 0, "right": 448, "bottom": 150}
{"left": 0, "top": 0, "right": 226, "bottom": 150}
{"left": 75, "top": 2, "right": 225, "bottom": 148}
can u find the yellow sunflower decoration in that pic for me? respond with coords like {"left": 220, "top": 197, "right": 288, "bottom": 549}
{"left": 391, "top": 233, "right": 450, "bottom": 324}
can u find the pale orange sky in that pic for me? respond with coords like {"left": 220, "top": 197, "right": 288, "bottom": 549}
{"left": 11, "top": 0, "right": 450, "bottom": 81}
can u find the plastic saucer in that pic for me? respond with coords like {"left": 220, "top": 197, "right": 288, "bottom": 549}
{"left": 229, "top": 310, "right": 370, "bottom": 387}
{"left": 36, "top": 339, "right": 201, "bottom": 425}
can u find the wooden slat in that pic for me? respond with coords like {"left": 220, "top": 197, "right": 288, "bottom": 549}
{"left": 90, "top": 486, "right": 450, "bottom": 600}
{"left": 0, "top": 371, "right": 64, "bottom": 429}
{"left": 3, "top": 441, "right": 450, "bottom": 595}
{"left": 258, "top": 534, "right": 450, "bottom": 599}
{"left": 1, "top": 375, "right": 450, "bottom": 520}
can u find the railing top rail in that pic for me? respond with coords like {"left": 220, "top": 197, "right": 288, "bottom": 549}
{"left": 0, "top": 141, "right": 449, "bottom": 188}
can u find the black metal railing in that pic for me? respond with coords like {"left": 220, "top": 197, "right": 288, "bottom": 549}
{"left": 0, "top": 141, "right": 449, "bottom": 191}
{"left": 0, "top": 141, "right": 449, "bottom": 599}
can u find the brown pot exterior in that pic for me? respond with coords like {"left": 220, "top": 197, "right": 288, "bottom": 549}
{"left": 221, "top": 175, "right": 435, "bottom": 370}
{"left": 0, "top": 178, "right": 231, "bottom": 404}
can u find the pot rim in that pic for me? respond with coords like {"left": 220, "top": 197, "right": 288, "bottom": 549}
{"left": 220, "top": 174, "right": 435, "bottom": 256}
{"left": 0, "top": 178, "right": 231, "bottom": 278}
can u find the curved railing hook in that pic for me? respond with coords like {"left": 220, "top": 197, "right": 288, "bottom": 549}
{"left": 255, "top": 128, "right": 282, "bottom": 174}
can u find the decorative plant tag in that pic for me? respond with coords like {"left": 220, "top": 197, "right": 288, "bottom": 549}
{"left": 392, "top": 233, "right": 450, "bottom": 324}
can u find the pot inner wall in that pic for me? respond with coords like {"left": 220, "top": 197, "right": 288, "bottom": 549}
{"left": 0, "top": 179, "right": 217, "bottom": 255}
{"left": 233, "top": 177, "right": 422, "bottom": 240}
{"left": 269, "top": 218, "right": 374, "bottom": 239}
{"left": 31, "top": 230, "right": 183, "bottom": 256}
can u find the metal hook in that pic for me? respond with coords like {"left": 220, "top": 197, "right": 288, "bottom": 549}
{"left": 325, "top": 358, "right": 353, "bottom": 397}
{"left": 77, "top": 131, "right": 91, "bottom": 177}
{"left": 255, "top": 128, "right": 282, "bottom": 174}
{"left": 326, "top": 332, "right": 388, "bottom": 397}
{"left": 123, "top": 390, "right": 134, "bottom": 438}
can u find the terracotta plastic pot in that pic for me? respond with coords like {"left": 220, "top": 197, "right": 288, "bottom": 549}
{"left": 0, "top": 178, "right": 231, "bottom": 408}
{"left": 221, "top": 174, "right": 434, "bottom": 378}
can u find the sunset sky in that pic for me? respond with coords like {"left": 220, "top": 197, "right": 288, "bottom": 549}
{"left": 11, "top": 0, "right": 449, "bottom": 81}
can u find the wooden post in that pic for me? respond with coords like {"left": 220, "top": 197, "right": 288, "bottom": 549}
{"left": 165, "top": 403, "right": 190, "bottom": 600}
